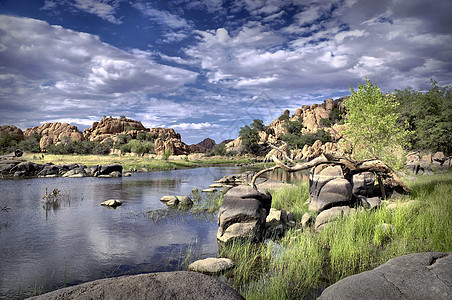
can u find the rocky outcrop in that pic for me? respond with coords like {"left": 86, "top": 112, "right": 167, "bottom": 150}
{"left": 28, "top": 271, "right": 244, "bottom": 300}
{"left": 217, "top": 185, "right": 272, "bottom": 244}
{"left": 0, "top": 125, "right": 24, "bottom": 141}
{"left": 83, "top": 116, "right": 147, "bottom": 143}
{"left": 1, "top": 161, "right": 122, "bottom": 178}
{"left": 24, "top": 122, "right": 84, "bottom": 150}
{"left": 318, "top": 252, "right": 452, "bottom": 300}
{"left": 406, "top": 151, "right": 451, "bottom": 175}
{"left": 189, "top": 138, "right": 217, "bottom": 153}
{"left": 225, "top": 97, "right": 346, "bottom": 156}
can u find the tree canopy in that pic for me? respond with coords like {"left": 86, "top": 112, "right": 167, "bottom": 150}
{"left": 343, "top": 78, "right": 409, "bottom": 169}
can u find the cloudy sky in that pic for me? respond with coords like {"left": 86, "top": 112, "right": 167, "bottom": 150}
{"left": 0, "top": 0, "right": 451, "bottom": 144}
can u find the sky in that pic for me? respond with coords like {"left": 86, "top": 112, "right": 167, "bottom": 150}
{"left": 0, "top": 0, "right": 451, "bottom": 144}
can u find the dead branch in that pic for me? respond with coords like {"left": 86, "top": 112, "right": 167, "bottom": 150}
{"left": 251, "top": 144, "right": 411, "bottom": 195}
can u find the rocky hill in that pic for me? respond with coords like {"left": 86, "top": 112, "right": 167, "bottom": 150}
{"left": 0, "top": 125, "right": 24, "bottom": 141}
{"left": 188, "top": 138, "right": 216, "bottom": 153}
{"left": 24, "top": 122, "right": 84, "bottom": 150}
{"left": 226, "top": 97, "right": 347, "bottom": 159}
{"left": 83, "top": 116, "right": 147, "bottom": 143}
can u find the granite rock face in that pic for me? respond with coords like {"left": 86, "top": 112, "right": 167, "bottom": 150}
{"left": 318, "top": 252, "right": 452, "bottom": 300}
{"left": 217, "top": 185, "right": 271, "bottom": 244}
{"left": 27, "top": 271, "right": 244, "bottom": 300}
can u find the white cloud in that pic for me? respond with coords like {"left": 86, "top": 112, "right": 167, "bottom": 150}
{"left": 172, "top": 122, "right": 217, "bottom": 130}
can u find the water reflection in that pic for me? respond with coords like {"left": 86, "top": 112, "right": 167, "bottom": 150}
{"left": 0, "top": 166, "right": 250, "bottom": 299}
{"left": 264, "top": 168, "right": 310, "bottom": 183}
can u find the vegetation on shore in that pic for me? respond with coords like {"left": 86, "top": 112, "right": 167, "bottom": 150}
{"left": 22, "top": 153, "right": 254, "bottom": 172}
{"left": 219, "top": 173, "right": 452, "bottom": 299}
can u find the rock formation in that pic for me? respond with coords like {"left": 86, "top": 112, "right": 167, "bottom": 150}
{"left": 152, "top": 128, "right": 190, "bottom": 155}
{"left": 0, "top": 125, "right": 24, "bottom": 141}
{"left": 83, "top": 116, "right": 147, "bottom": 143}
{"left": 226, "top": 97, "right": 347, "bottom": 155}
{"left": 24, "top": 122, "right": 84, "bottom": 150}
{"left": 217, "top": 185, "right": 272, "bottom": 244}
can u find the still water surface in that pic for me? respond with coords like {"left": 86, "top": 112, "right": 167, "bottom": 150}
{"left": 0, "top": 166, "right": 306, "bottom": 298}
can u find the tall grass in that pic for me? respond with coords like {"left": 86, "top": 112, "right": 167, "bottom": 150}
{"left": 220, "top": 173, "right": 452, "bottom": 299}
{"left": 269, "top": 181, "right": 310, "bottom": 220}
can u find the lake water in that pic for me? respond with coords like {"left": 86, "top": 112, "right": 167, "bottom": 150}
{"left": 0, "top": 166, "right": 306, "bottom": 298}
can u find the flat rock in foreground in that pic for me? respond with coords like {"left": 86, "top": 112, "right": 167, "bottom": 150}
{"left": 27, "top": 271, "right": 244, "bottom": 300}
{"left": 319, "top": 252, "right": 452, "bottom": 300}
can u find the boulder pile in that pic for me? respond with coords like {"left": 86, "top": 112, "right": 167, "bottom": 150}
{"left": 0, "top": 161, "right": 122, "bottom": 178}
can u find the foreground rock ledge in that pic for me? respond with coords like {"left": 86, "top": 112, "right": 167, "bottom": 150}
{"left": 318, "top": 252, "right": 452, "bottom": 300}
{"left": 27, "top": 271, "right": 244, "bottom": 300}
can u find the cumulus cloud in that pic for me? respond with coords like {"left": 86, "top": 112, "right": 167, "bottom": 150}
{"left": 172, "top": 122, "right": 217, "bottom": 130}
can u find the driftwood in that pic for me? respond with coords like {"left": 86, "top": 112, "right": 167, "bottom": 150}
{"left": 251, "top": 146, "right": 411, "bottom": 196}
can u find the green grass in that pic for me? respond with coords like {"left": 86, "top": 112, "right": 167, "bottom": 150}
{"left": 220, "top": 173, "right": 452, "bottom": 299}
{"left": 268, "top": 181, "right": 310, "bottom": 220}
{"left": 22, "top": 153, "right": 253, "bottom": 172}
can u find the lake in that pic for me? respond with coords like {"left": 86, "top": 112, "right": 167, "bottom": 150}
{"left": 0, "top": 165, "right": 305, "bottom": 298}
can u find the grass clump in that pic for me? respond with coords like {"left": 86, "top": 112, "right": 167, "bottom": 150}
{"left": 221, "top": 173, "right": 452, "bottom": 299}
{"left": 191, "top": 191, "right": 224, "bottom": 214}
{"left": 268, "top": 181, "right": 309, "bottom": 220}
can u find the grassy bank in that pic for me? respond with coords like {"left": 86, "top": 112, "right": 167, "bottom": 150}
{"left": 219, "top": 173, "right": 452, "bottom": 299}
{"left": 22, "top": 153, "right": 253, "bottom": 172}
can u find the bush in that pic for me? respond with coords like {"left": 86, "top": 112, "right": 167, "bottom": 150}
{"left": 162, "top": 149, "right": 171, "bottom": 160}
{"left": 213, "top": 143, "right": 226, "bottom": 156}
{"left": 281, "top": 129, "right": 331, "bottom": 150}
{"left": 0, "top": 132, "right": 20, "bottom": 154}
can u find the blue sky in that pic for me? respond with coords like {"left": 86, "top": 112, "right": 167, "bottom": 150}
{"left": 0, "top": 0, "right": 451, "bottom": 144}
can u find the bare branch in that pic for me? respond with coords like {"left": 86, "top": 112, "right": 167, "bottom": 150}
{"left": 250, "top": 165, "right": 280, "bottom": 189}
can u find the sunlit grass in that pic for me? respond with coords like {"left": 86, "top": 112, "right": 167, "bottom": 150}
{"left": 220, "top": 173, "right": 452, "bottom": 299}
{"left": 22, "top": 153, "right": 252, "bottom": 172}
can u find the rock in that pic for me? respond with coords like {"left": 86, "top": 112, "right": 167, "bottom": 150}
{"left": 24, "top": 122, "right": 84, "bottom": 151}
{"left": 266, "top": 208, "right": 288, "bottom": 224}
{"left": 109, "top": 171, "right": 122, "bottom": 178}
{"left": 0, "top": 125, "right": 24, "bottom": 141}
{"left": 176, "top": 196, "right": 193, "bottom": 206}
{"left": 160, "top": 196, "right": 179, "bottom": 207}
{"left": 209, "top": 183, "right": 224, "bottom": 188}
{"left": 101, "top": 199, "right": 122, "bottom": 208}
{"left": 366, "top": 197, "right": 381, "bottom": 209}
{"left": 62, "top": 168, "right": 87, "bottom": 178}
{"left": 123, "top": 172, "right": 132, "bottom": 177}
{"left": 314, "top": 206, "right": 355, "bottom": 231}
{"left": 85, "top": 165, "right": 100, "bottom": 177}
{"left": 99, "top": 164, "right": 122, "bottom": 175}
{"left": 188, "top": 258, "right": 235, "bottom": 274}
{"left": 433, "top": 152, "right": 445, "bottom": 164}
{"left": 28, "top": 271, "right": 244, "bottom": 300}
{"left": 10, "top": 161, "right": 44, "bottom": 177}
{"left": 309, "top": 165, "right": 352, "bottom": 213}
{"left": 351, "top": 172, "right": 379, "bottom": 197}
{"left": 83, "top": 116, "right": 147, "bottom": 143}
{"left": 386, "top": 200, "right": 416, "bottom": 210}
{"left": 38, "top": 164, "right": 60, "bottom": 177}
{"left": 203, "top": 188, "right": 218, "bottom": 193}
{"left": 301, "top": 212, "right": 313, "bottom": 229}
{"left": 217, "top": 185, "right": 272, "bottom": 244}
{"left": 318, "top": 252, "right": 452, "bottom": 300}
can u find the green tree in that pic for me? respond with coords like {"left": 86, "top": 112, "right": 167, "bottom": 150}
{"left": 239, "top": 119, "right": 264, "bottom": 155}
{"left": 395, "top": 80, "right": 452, "bottom": 154}
{"left": 343, "top": 78, "right": 409, "bottom": 169}
{"left": 213, "top": 143, "right": 226, "bottom": 156}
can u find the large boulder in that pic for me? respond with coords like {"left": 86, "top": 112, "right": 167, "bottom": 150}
{"left": 351, "top": 171, "right": 379, "bottom": 197}
{"left": 308, "top": 165, "right": 352, "bottom": 212}
{"left": 318, "top": 252, "right": 452, "bottom": 300}
{"left": 24, "top": 122, "right": 84, "bottom": 150}
{"left": 314, "top": 206, "right": 355, "bottom": 231}
{"left": 27, "top": 271, "right": 244, "bottom": 300}
{"left": 99, "top": 164, "right": 122, "bottom": 176}
{"left": 217, "top": 185, "right": 271, "bottom": 244}
{"left": 83, "top": 116, "right": 147, "bottom": 143}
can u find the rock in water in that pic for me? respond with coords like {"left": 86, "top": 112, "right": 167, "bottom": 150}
{"left": 27, "top": 271, "right": 244, "bottom": 300}
{"left": 101, "top": 199, "right": 122, "bottom": 208}
{"left": 318, "top": 252, "right": 452, "bottom": 300}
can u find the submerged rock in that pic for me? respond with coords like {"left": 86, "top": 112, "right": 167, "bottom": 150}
{"left": 101, "top": 199, "right": 122, "bottom": 208}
